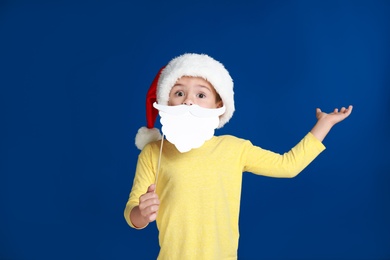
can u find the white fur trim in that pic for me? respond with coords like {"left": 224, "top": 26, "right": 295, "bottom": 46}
{"left": 157, "top": 53, "right": 234, "bottom": 128}
{"left": 135, "top": 127, "right": 162, "bottom": 150}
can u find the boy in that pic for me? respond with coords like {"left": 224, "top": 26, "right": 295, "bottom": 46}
{"left": 124, "top": 53, "right": 352, "bottom": 259}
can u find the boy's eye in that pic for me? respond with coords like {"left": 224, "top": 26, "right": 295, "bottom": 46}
{"left": 175, "top": 91, "right": 184, "bottom": 97}
{"left": 197, "top": 93, "right": 206, "bottom": 99}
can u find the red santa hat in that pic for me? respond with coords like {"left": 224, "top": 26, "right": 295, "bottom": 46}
{"left": 135, "top": 53, "right": 235, "bottom": 150}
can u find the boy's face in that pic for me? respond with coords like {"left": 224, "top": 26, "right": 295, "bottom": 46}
{"left": 168, "top": 76, "right": 222, "bottom": 108}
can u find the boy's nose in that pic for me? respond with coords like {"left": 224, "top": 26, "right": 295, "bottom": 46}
{"left": 182, "top": 98, "right": 193, "bottom": 105}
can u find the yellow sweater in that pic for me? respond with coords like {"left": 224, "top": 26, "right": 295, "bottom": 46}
{"left": 124, "top": 133, "right": 325, "bottom": 259}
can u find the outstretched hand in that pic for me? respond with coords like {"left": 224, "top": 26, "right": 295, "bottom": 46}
{"left": 316, "top": 105, "right": 353, "bottom": 125}
{"left": 310, "top": 105, "right": 353, "bottom": 142}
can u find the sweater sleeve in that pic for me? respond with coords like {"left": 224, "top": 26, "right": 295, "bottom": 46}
{"left": 124, "top": 143, "right": 158, "bottom": 229}
{"left": 243, "top": 132, "right": 326, "bottom": 178}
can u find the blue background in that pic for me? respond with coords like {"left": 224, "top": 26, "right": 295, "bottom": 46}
{"left": 1, "top": 1, "right": 389, "bottom": 259}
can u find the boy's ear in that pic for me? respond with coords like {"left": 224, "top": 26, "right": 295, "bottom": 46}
{"left": 217, "top": 100, "right": 223, "bottom": 108}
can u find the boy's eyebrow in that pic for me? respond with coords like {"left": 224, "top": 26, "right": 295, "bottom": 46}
{"left": 196, "top": 84, "right": 212, "bottom": 91}
{"left": 172, "top": 84, "right": 212, "bottom": 92}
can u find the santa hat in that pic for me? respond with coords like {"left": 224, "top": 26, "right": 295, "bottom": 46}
{"left": 135, "top": 53, "right": 235, "bottom": 150}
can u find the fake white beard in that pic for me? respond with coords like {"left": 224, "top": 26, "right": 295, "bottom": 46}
{"left": 153, "top": 102, "right": 226, "bottom": 153}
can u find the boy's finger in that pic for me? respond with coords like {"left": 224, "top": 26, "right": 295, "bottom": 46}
{"left": 148, "top": 212, "right": 157, "bottom": 222}
{"left": 139, "top": 196, "right": 159, "bottom": 212}
{"left": 139, "top": 191, "right": 158, "bottom": 203}
{"left": 147, "top": 184, "right": 156, "bottom": 193}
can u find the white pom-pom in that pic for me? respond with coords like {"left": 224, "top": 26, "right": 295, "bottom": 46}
{"left": 135, "top": 127, "right": 162, "bottom": 150}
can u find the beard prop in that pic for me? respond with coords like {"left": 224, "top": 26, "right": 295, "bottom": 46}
{"left": 153, "top": 103, "right": 226, "bottom": 153}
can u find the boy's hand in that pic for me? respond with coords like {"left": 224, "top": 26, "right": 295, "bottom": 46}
{"left": 310, "top": 105, "right": 353, "bottom": 142}
{"left": 138, "top": 184, "right": 160, "bottom": 223}
{"left": 316, "top": 105, "right": 353, "bottom": 126}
